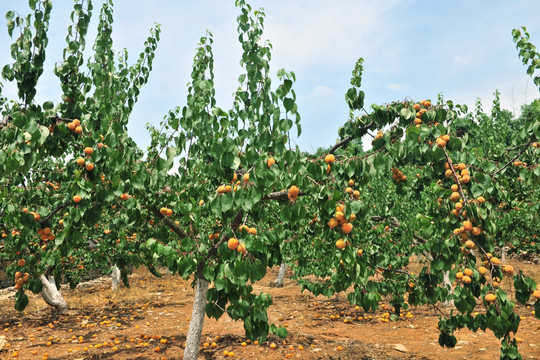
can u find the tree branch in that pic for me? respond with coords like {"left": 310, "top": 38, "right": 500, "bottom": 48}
{"left": 328, "top": 120, "right": 374, "bottom": 155}
{"left": 39, "top": 201, "right": 70, "bottom": 225}
{"left": 491, "top": 138, "right": 535, "bottom": 178}
{"left": 150, "top": 206, "right": 188, "bottom": 238}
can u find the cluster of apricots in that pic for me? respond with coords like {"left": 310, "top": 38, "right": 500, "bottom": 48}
{"left": 159, "top": 207, "right": 173, "bottom": 217}
{"left": 344, "top": 178, "right": 361, "bottom": 199}
{"left": 436, "top": 133, "right": 451, "bottom": 148}
{"left": 226, "top": 224, "right": 258, "bottom": 254}
{"left": 324, "top": 153, "right": 334, "bottom": 174}
{"left": 412, "top": 99, "right": 431, "bottom": 126}
{"left": 391, "top": 168, "right": 407, "bottom": 183}
{"left": 372, "top": 130, "right": 384, "bottom": 144}
{"left": 327, "top": 204, "right": 354, "bottom": 238}
{"left": 227, "top": 237, "right": 246, "bottom": 254}
{"left": 14, "top": 270, "right": 29, "bottom": 290}
{"left": 66, "top": 118, "right": 83, "bottom": 135}
{"left": 217, "top": 171, "right": 251, "bottom": 195}
{"left": 38, "top": 227, "right": 56, "bottom": 243}
{"left": 76, "top": 146, "right": 95, "bottom": 172}
{"left": 288, "top": 185, "right": 300, "bottom": 202}
{"left": 445, "top": 161, "right": 471, "bottom": 184}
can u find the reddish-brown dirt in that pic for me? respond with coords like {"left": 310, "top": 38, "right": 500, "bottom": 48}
{"left": 0, "top": 259, "right": 539, "bottom": 360}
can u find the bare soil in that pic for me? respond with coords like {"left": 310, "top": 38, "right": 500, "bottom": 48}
{"left": 0, "top": 259, "right": 539, "bottom": 360}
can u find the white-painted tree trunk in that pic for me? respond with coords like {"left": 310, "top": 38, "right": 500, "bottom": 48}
{"left": 501, "top": 246, "right": 507, "bottom": 263}
{"left": 271, "top": 262, "right": 288, "bottom": 287}
{"left": 183, "top": 275, "right": 209, "bottom": 360}
{"left": 111, "top": 265, "right": 121, "bottom": 290}
{"left": 442, "top": 271, "right": 454, "bottom": 307}
{"left": 39, "top": 274, "right": 67, "bottom": 314}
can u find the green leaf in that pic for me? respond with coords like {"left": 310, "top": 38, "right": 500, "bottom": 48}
{"left": 14, "top": 290, "right": 29, "bottom": 312}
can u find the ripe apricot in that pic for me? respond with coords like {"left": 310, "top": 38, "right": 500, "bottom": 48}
{"left": 472, "top": 227, "right": 482, "bottom": 236}
{"left": 502, "top": 265, "right": 514, "bottom": 275}
{"left": 413, "top": 104, "right": 421, "bottom": 111}
{"left": 533, "top": 289, "right": 540, "bottom": 299}
{"left": 442, "top": 134, "right": 450, "bottom": 142}
{"left": 288, "top": 185, "right": 299, "bottom": 201}
{"left": 463, "top": 268, "right": 474, "bottom": 277}
{"left": 84, "top": 147, "right": 93, "bottom": 155}
{"left": 463, "top": 221, "right": 473, "bottom": 232}
{"left": 120, "top": 193, "right": 129, "bottom": 201}
{"left": 353, "top": 190, "right": 360, "bottom": 198}
{"left": 237, "top": 243, "right": 247, "bottom": 254}
{"left": 327, "top": 218, "right": 338, "bottom": 228}
{"left": 224, "top": 185, "right": 232, "bottom": 193}
{"left": 267, "top": 157, "right": 276, "bottom": 168}
{"left": 450, "top": 192, "right": 460, "bottom": 202}
{"left": 74, "top": 126, "right": 83, "bottom": 134}
{"left": 228, "top": 238, "right": 239, "bottom": 250}
{"left": 67, "top": 122, "right": 76, "bottom": 131}
{"left": 341, "top": 223, "right": 353, "bottom": 234}
{"left": 85, "top": 163, "right": 94, "bottom": 172}
{"left": 166, "top": 208, "right": 173, "bottom": 217}
{"left": 436, "top": 138, "right": 447, "bottom": 148}
{"left": 456, "top": 271, "right": 464, "bottom": 279}
{"left": 73, "top": 195, "right": 82, "bottom": 204}
{"left": 160, "top": 207, "right": 168, "bottom": 215}
{"left": 478, "top": 266, "right": 487, "bottom": 276}
{"left": 243, "top": 173, "right": 250, "bottom": 182}
{"left": 336, "top": 239, "right": 346, "bottom": 250}
{"left": 325, "top": 154, "right": 335, "bottom": 164}
{"left": 76, "top": 157, "right": 85, "bottom": 166}
{"left": 462, "top": 275, "right": 472, "bottom": 285}
{"left": 485, "top": 293, "right": 497, "bottom": 303}
{"left": 17, "top": 259, "right": 26, "bottom": 267}
{"left": 217, "top": 185, "right": 225, "bottom": 194}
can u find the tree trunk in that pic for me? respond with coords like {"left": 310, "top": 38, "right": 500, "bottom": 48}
{"left": 111, "top": 265, "right": 121, "bottom": 290}
{"left": 442, "top": 271, "right": 454, "bottom": 307}
{"left": 271, "top": 262, "right": 288, "bottom": 287}
{"left": 183, "top": 275, "right": 209, "bottom": 360}
{"left": 501, "top": 246, "right": 507, "bottom": 263}
{"left": 39, "top": 274, "right": 68, "bottom": 314}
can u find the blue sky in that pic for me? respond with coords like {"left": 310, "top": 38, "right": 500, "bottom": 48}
{"left": 1, "top": 1, "right": 540, "bottom": 153}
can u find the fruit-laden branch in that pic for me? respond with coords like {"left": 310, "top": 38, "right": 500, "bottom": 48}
{"left": 491, "top": 137, "right": 536, "bottom": 178}
{"left": 150, "top": 206, "right": 188, "bottom": 238}
{"left": 198, "top": 210, "right": 244, "bottom": 276}
{"left": 39, "top": 201, "right": 70, "bottom": 225}
{"left": 328, "top": 119, "right": 374, "bottom": 154}
{"left": 0, "top": 114, "right": 79, "bottom": 131}
{"left": 263, "top": 190, "right": 304, "bottom": 201}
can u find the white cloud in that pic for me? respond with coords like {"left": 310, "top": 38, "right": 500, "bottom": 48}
{"left": 453, "top": 55, "right": 469, "bottom": 65}
{"left": 306, "top": 85, "right": 339, "bottom": 100}
{"left": 387, "top": 83, "right": 406, "bottom": 91}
